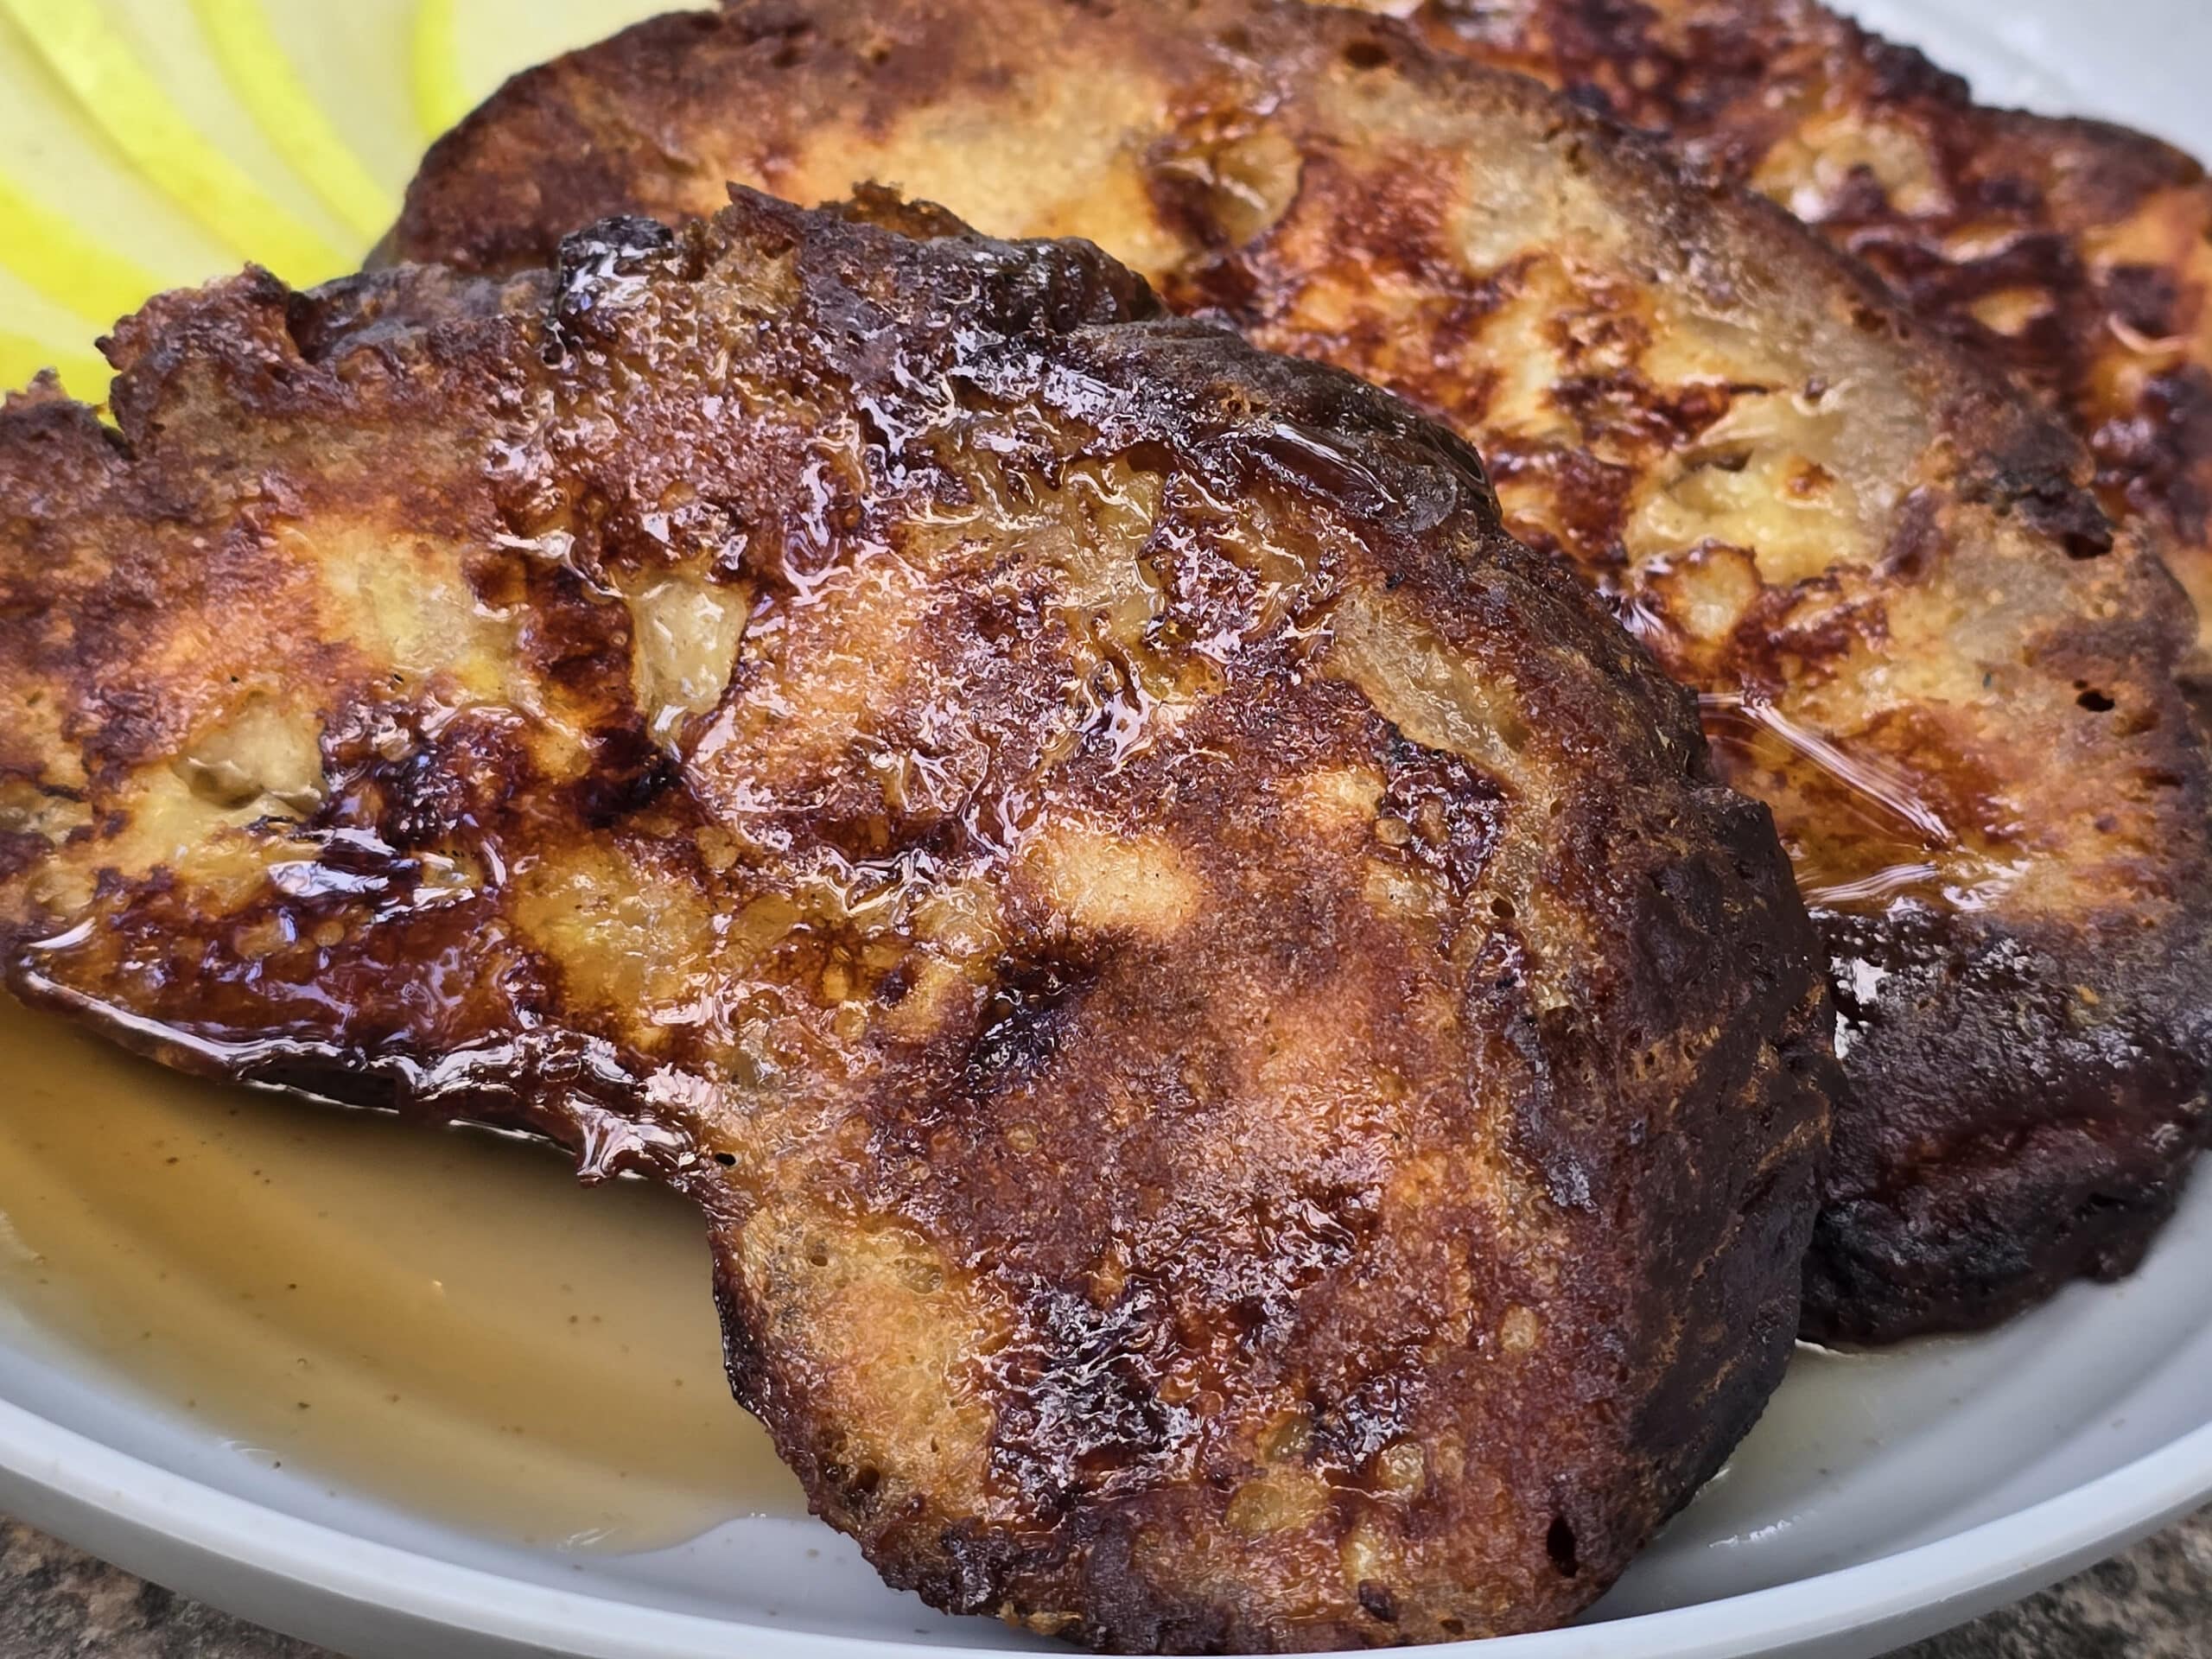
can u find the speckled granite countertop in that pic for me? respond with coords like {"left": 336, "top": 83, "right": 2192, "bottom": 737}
{"left": 3, "top": 1509, "right": 2207, "bottom": 1658}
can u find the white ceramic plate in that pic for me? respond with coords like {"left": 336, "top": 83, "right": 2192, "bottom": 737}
{"left": 2, "top": 3, "right": 2210, "bottom": 1656}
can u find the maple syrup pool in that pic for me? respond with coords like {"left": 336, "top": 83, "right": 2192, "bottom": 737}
{"left": 0, "top": 992, "right": 802, "bottom": 1552}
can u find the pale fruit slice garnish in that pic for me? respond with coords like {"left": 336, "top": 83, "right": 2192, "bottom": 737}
{"left": 0, "top": 0, "right": 687, "bottom": 398}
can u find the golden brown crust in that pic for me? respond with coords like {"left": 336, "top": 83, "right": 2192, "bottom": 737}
{"left": 381, "top": 0, "right": 2212, "bottom": 1343}
{"left": 0, "top": 196, "right": 1830, "bottom": 1649}
{"left": 1384, "top": 0, "right": 2212, "bottom": 677}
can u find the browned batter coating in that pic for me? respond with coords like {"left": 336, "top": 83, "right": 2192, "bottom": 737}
{"left": 381, "top": 0, "right": 2212, "bottom": 1343}
{"left": 1378, "top": 0, "right": 2212, "bottom": 688}
{"left": 0, "top": 194, "right": 1831, "bottom": 1650}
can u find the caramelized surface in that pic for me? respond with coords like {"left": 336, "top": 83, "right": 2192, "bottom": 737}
{"left": 382, "top": 0, "right": 2212, "bottom": 1342}
{"left": 0, "top": 196, "right": 1829, "bottom": 1649}
{"left": 1377, "top": 0, "right": 2212, "bottom": 682}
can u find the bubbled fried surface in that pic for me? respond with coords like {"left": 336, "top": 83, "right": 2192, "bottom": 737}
{"left": 0, "top": 194, "right": 1831, "bottom": 1651}
{"left": 379, "top": 0, "right": 2212, "bottom": 1343}
{"left": 1379, "top": 0, "right": 2212, "bottom": 683}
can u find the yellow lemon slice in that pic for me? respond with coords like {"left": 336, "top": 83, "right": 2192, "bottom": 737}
{"left": 0, "top": 0, "right": 691, "bottom": 398}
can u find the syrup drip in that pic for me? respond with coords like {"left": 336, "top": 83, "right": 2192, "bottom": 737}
{"left": 1697, "top": 691, "right": 1998, "bottom": 912}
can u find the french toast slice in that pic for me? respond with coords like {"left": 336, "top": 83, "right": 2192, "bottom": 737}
{"left": 0, "top": 194, "right": 1830, "bottom": 1649}
{"left": 383, "top": 0, "right": 2212, "bottom": 1343}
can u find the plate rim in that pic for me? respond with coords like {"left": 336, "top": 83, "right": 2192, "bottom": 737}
{"left": 2, "top": 3, "right": 2210, "bottom": 1656}
{"left": 3, "top": 1387, "right": 2209, "bottom": 1658}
